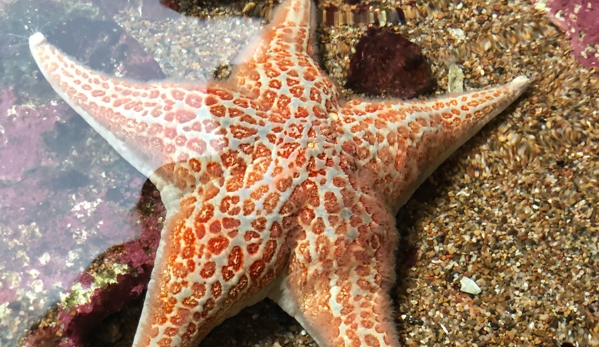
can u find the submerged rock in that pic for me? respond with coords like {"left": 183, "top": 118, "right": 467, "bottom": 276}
{"left": 346, "top": 27, "right": 435, "bottom": 98}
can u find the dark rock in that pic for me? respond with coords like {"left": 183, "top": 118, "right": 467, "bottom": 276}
{"left": 346, "top": 27, "right": 435, "bottom": 98}
{"left": 48, "top": 17, "right": 166, "bottom": 81}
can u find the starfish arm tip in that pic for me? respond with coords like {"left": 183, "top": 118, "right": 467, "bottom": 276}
{"left": 29, "top": 32, "right": 46, "bottom": 47}
{"left": 511, "top": 75, "right": 530, "bottom": 92}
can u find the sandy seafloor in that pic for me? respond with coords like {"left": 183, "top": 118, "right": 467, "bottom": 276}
{"left": 0, "top": 0, "right": 597, "bottom": 346}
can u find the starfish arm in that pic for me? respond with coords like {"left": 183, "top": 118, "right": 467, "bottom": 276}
{"left": 339, "top": 76, "right": 530, "bottom": 212}
{"left": 232, "top": 0, "right": 340, "bottom": 117}
{"left": 269, "top": 176, "right": 401, "bottom": 347}
{"left": 29, "top": 32, "right": 262, "bottom": 188}
{"left": 132, "top": 172, "right": 293, "bottom": 347}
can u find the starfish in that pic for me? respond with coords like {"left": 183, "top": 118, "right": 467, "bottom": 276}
{"left": 29, "top": 0, "right": 529, "bottom": 345}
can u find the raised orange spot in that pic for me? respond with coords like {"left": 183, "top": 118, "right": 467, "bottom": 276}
{"left": 189, "top": 158, "right": 201, "bottom": 172}
{"left": 262, "top": 90, "right": 276, "bottom": 105}
{"left": 165, "top": 111, "right": 178, "bottom": 122}
{"left": 202, "top": 298, "right": 215, "bottom": 316}
{"left": 250, "top": 217, "right": 266, "bottom": 231}
{"left": 194, "top": 222, "right": 206, "bottom": 240}
{"left": 190, "top": 121, "right": 202, "bottom": 132}
{"left": 148, "top": 123, "right": 163, "bottom": 136}
{"left": 299, "top": 208, "right": 315, "bottom": 226}
{"left": 211, "top": 89, "right": 234, "bottom": 100}
{"left": 176, "top": 109, "right": 196, "bottom": 123}
{"left": 230, "top": 124, "right": 258, "bottom": 140}
{"left": 222, "top": 217, "right": 241, "bottom": 229}
{"left": 181, "top": 246, "right": 195, "bottom": 259}
{"left": 241, "top": 198, "right": 254, "bottom": 215}
{"left": 185, "top": 322, "right": 197, "bottom": 335}
{"left": 263, "top": 192, "right": 279, "bottom": 213}
{"left": 276, "top": 177, "right": 292, "bottom": 192}
{"left": 364, "top": 334, "right": 380, "bottom": 347}
{"left": 219, "top": 195, "right": 240, "bottom": 213}
{"left": 158, "top": 127, "right": 174, "bottom": 140}
{"left": 210, "top": 104, "right": 227, "bottom": 117}
{"left": 206, "top": 162, "right": 223, "bottom": 178}
{"left": 209, "top": 220, "right": 222, "bottom": 234}
{"left": 263, "top": 239, "right": 277, "bottom": 262}
{"left": 211, "top": 281, "right": 222, "bottom": 298}
{"left": 204, "top": 95, "right": 218, "bottom": 106}
{"left": 113, "top": 98, "right": 131, "bottom": 108}
{"left": 185, "top": 93, "right": 203, "bottom": 107}
{"left": 277, "top": 94, "right": 291, "bottom": 109}
{"left": 270, "top": 221, "right": 283, "bottom": 238}
{"left": 151, "top": 107, "right": 162, "bottom": 118}
{"left": 157, "top": 337, "right": 173, "bottom": 347}
{"left": 171, "top": 89, "right": 185, "bottom": 100}
{"left": 304, "top": 69, "right": 317, "bottom": 82}
{"left": 187, "top": 138, "right": 207, "bottom": 154}
{"left": 195, "top": 204, "right": 214, "bottom": 226}
{"left": 191, "top": 282, "right": 206, "bottom": 298}
{"left": 172, "top": 262, "right": 188, "bottom": 278}
{"left": 289, "top": 86, "right": 304, "bottom": 98}
{"left": 210, "top": 137, "right": 228, "bottom": 152}
{"left": 170, "top": 308, "right": 190, "bottom": 326}
{"left": 228, "top": 107, "right": 245, "bottom": 121}
{"left": 207, "top": 235, "right": 229, "bottom": 254}
{"left": 182, "top": 225, "right": 196, "bottom": 245}
{"left": 247, "top": 243, "right": 260, "bottom": 255}
{"left": 222, "top": 266, "right": 236, "bottom": 281}
{"left": 170, "top": 282, "right": 182, "bottom": 294}
{"left": 269, "top": 79, "right": 282, "bottom": 89}
{"left": 182, "top": 297, "right": 199, "bottom": 308}
{"left": 175, "top": 135, "right": 187, "bottom": 146}
{"left": 200, "top": 261, "right": 216, "bottom": 278}
{"left": 226, "top": 246, "right": 243, "bottom": 270}
{"left": 233, "top": 98, "right": 249, "bottom": 108}
{"left": 203, "top": 184, "right": 220, "bottom": 200}
{"left": 313, "top": 217, "right": 325, "bottom": 234}
{"left": 203, "top": 119, "right": 220, "bottom": 133}
{"left": 249, "top": 260, "right": 266, "bottom": 278}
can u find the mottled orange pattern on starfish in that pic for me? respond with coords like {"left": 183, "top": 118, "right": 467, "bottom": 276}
{"left": 29, "top": 0, "right": 529, "bottom": 345}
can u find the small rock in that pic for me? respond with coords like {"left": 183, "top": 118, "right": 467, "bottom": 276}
{"left": 460, "top": 276, "right": 482, "bottom": 295}
{"left": 448, "top": 64, "right": 465, "bottom": 93}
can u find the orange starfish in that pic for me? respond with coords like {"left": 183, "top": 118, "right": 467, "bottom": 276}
{"left": 29, "top": 0, "right": 529, "bottom": 345}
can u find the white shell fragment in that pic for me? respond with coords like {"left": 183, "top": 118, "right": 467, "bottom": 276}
{"left": 460, "top": 277, "right": 482, "bottom": 295}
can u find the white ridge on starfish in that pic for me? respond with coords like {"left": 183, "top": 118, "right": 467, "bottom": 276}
{"left": 29, "top": 0, "right": 529, "bottom": 345}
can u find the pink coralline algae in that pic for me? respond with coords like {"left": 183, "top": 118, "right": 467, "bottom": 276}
{"left": 20, "top": 181, "right": 164, "bottom": 347}
{"left": 0, "top": 89, "right": 61, "bottom": 181}
{"left": 537, "top": 0, "right": 599, "bottom": 69}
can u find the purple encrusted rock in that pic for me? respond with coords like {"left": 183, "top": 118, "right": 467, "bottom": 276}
{"left": 21, "top": 180, "right": 163, "bottom": 347}
{"left": 0, "top": 89, "right": 61, "bottom": 181}
{"left": 346, "top": 27, "right": 435, "bottom": 98}
{"left": 537, "top": 0, "right": 599, "bottom": 69}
